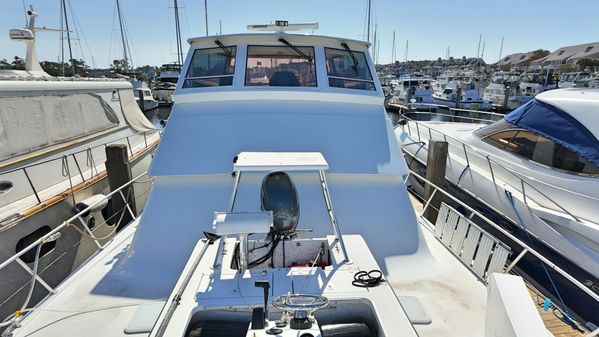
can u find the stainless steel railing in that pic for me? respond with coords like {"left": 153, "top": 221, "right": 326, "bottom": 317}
{"left": 397, "top": 119, "right": 599, "bottom": 223}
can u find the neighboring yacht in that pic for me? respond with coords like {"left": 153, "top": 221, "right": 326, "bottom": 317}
{"left": 152, "top": 63, "right": 181, "bottom": 103}
{"left": 558, "top": 71, "right": 594, "bottom": 88}
{"left": 484, "top": 71, "right": 556, "bottom": 110}
{"left": 0, "top": 8, "right": 160, "bottom": 322}
{"left": 398, "top": 88, "right": 599, "bottom": 287}
{"left": 1, "top": 25, "right": 593, "bottom": 337}
{"left": 132, "top": 80, "right": 159, "bottom": 111}
{"left": 389, "top": 77, "right": 435, "bottom": 110}
{"left": 432, "top": 81, "right": 492, "bottom": 110}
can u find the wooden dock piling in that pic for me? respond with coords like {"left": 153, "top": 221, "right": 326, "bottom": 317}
{"left": 105, "top": 144, "right": 136, "bottom": 231}
{"left": 423, "top": 140, "right": 448, "bottom": 223}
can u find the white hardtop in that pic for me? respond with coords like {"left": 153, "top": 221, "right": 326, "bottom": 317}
{"left": 187, "top": 33, "right": 370, "bottom": 49}
{"left": 536, "top": 88, "right": 599, "bottom": 139}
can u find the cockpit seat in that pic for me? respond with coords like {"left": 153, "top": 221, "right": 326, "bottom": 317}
{"left": 269, "top": 71, "right": 300, "bottom": 86}
{"left": 260, "top": 171, "right": 300, "bottom": 235}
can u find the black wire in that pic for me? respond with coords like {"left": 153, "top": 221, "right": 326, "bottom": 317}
{"left": 352, "top": 270, "right": 383, "bottom": 288}
{"left": 248, "top": 235, "right": 281, "bottom": 268}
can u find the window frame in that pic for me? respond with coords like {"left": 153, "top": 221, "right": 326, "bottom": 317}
{"left": 478, "top": 125, "right": 599, "bottom": 177}
{"left": 183, "top": 45, "right": 237, "bottom": 88}
{"left": 244, "top": 44, "right": 318, "bottom": 88}
{"left": 324, "top": 47, "right": 376, "bottom": 91}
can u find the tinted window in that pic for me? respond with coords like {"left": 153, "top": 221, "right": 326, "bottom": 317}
{"left": 325, "top": 47, "right": 375, "bottom": 90}
{"left": 482, "top": 128, "right": 599, "bottom": 175}
{"left": 245, "top": 46, "right": 316, "bottom": 87}
{"left": 183, "top": 46, "right": 236, "bottom": 88}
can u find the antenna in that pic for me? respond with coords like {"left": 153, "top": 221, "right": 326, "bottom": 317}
{"left": 498, "top": 36, "right": 504, "bottom": 62}
{"left": 219, "top": 19, "right": 222, "bottom": 35}
{"left": 405, "top": 40, "right": 408, "bottom": 62}
{"left": 476, "top": 33, "right": 482, "bottom": 58}
{"left": 247, "top": 21, "right": 318, "bottom": 33}
{"left": 373, "top": 24, "right": 377, "bottom": 64}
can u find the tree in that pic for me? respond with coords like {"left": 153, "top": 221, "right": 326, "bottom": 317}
{"left": 0, "top": 59, "right": 11, "bottom": 69}
{"left": 11, "top": 57, "right": 25, "bottom": 70}
{"left": 40, "top": 59, "right": 90, "bottom": 77}
{"left": 576, "top": 57, "right": 599, "bottom": 71}
{"left": 110, "top": 59, "right": 128, "bottom": 75}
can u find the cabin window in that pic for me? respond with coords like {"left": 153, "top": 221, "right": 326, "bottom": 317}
{"left": 16, "top": 226, "right": 57, "bottom": 264}
{"left": 325, "top": 47, "right": 375, "bottom": 90}
{"left": 477, "top": 121, "right": 599, "bottom": 175}
{"left": 183, "top": 46, "right": 236, "bottom": 88}
{"left": 245, "top": 45, "right": 316, "bottom": 87}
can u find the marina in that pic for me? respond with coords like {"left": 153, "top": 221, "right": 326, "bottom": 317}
{"left": 1, "top": 1, "right": 599, "bottom": 336}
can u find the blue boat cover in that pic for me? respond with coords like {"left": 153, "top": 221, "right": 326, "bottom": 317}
{"left": 505, "top": 99, "right": 599, "bottom": 166}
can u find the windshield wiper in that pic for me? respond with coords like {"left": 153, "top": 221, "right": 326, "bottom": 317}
{"left": 279, "top": 38, "right": 312, "bottom": 64}
{"left": 215, "top": 40, "right": 232, "bottom": 58}
{"left": 341, "top": 42, "right": 359, "bottom": 76}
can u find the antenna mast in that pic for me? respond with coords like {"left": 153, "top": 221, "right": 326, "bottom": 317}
{"left": 498, "top": 36, "right": 504, "bottom": 61}
{"left": 476, "top": 33, "right": 482, "bottom": 58}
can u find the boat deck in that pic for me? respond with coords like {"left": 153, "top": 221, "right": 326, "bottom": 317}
{"left": 408, "top": 192, "right": 587, "bottom": 337}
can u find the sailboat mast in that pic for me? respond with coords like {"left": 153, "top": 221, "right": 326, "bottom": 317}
{"left": 366, "top": 0, "right": 371, "bottom": 43}
{"left": 391, "top": 30, "right": 395, "bottom": 63}
{"left": 61, "top": 0, "right": 75, "bottom": 75}
{"left": 204, "top": 0, "right": 209, "bottom": 36}
{"left": 115, "top": 0, "right": 129, "bottom": 73}
{"left": 173, "top": 0, "right": 183, "bottom": 66}
{"left": 59, "top": 2, "right": 65, "bottom": 76}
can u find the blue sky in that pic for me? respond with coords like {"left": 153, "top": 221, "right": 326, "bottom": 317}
{"left": 1, "top": 0, "right": 598, "bottom": 67}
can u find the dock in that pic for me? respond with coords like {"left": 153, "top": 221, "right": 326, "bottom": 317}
{"left": 408, "top": 192, "right": 587, "bottom": 337}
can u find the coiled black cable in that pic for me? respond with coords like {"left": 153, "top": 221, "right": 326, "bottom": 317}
{"left": 352, "top": 270, "right": 383, "bottom": 288}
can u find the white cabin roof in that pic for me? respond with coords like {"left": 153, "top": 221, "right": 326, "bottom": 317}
{"left": 536, "top": 88, "right": 599, "bottom": 139}
{"left": 187, "top": 33, "right": 370, "bottom": 49}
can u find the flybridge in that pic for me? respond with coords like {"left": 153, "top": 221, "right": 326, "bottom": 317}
{"left": 247, "top": 21, "right": 319, "bottom": 32}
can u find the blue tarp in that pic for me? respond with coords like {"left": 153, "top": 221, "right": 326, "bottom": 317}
{"left": 505, "top": 99, "right": 599, "bottom": 166}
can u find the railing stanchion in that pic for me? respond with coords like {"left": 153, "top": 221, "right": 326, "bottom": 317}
{"left": 462, "top": 143, "right": 470, "bottom": 167}
{"left": 15, "top": 258, "right": 55, "bottom": 293}
{"left": 416, "top": 122, "right": 421, "bottom": 141}
{"left": 77, "top": 216, "right": 103, "bottom": 249}
{"left": 422, "top": 188, "right": 437, "bottom": 215}
{"left": 119, "top": 189, "right": 137, "bottom": 220}
{"left": 504, "top": 248, "right": 528, "bottom": 273}
{"left": 22, "top": 167, "right": 41, "bottom": 204}
{"left": 486, "top": 156, "right": 496, "bottom": 184}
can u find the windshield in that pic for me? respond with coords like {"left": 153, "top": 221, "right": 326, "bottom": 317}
{"left": 325, "top": 47, "right": 375, "bottom": 90}
{"left": 183, "top": 46, "right": 236, "bottom": 88}
{"left": 245, "top": 45, "right": 316, "bottom": 87}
